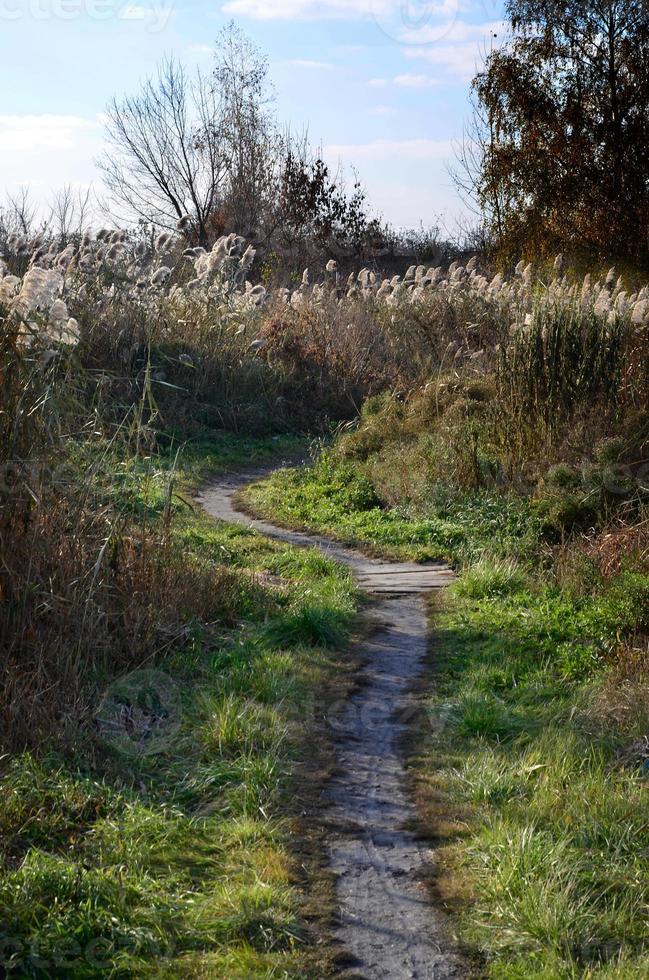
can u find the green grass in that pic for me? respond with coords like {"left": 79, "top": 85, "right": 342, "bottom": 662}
{"left": 242, "top": 451, "right": 544, "bottom": 565}
{"left": 243, "top": 446, "right": 649, "bottom": 978}
{"left": 424, "top": 576, "right": 649, "bottom": 978}
{"left": 0, "top": 438, "right": 357, "bottom": 977}
{"left": 65, "top": 431, "right": 304, "bottom": 523}
{"left": 7, "top": 420, "right": 648, "bottom": 977}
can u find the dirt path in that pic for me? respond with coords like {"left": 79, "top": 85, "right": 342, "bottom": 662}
{"left": 198, "top": 465, "right": 466, "bottom": 980}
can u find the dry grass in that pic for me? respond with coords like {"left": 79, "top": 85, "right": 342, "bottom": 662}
{"left": 0, "top": 475, "right": 261, "bottom": 750}
{"left": 586, "top": 643, "right": 649, "bottom": 742}
{"left": 582, "top": 522, "right": 649, "bottom": 581}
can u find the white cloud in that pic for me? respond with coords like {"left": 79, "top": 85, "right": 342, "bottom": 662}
{"left": 218, "top": 0, "right": 504, "bottom": 86}
{"left": 368, "top": 73, "right": 439, "bottom": 89}
{"left": 368, "top": 174, "right": 462, "bottom": 226}
{"left": 393, "top": 73, "right": 439, "bottom": 88}
{"left": 220, "top": 0, "right": 484, "bottom": 26}
{"left": 0, "top": 115, "right": 100, "bottom": 152}
{"left": 283, "top": 59, "right": 333, "bottom": 69}
{"left": 0, "top": 116, "right": 103, "bottom": 208}
{"left": 221, "top": 0, "right": 376, "bottom": 19}
{"left": 403, "top": 42, "right": 485, "bottom": 78}
{"left": 399, "top": 17, "right": 504, "bottom": 45}
{"left": 401, "top": 20, "right": 505, "bottom": 78}
{"left": 325, "top": 138, "right": 453, "bottom": 161}
{"left": 322, "top": 128, "right": 468, "bottom": 226}
{"left": 218, "top": 0, "right": 502, "bottom": 53}
{"left": 187, "top": 43, "right": 214, "bottom": 57}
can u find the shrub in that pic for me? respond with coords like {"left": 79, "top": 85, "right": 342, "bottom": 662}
{"left": 545, "top": 463, "right": 581, "bottom": 490}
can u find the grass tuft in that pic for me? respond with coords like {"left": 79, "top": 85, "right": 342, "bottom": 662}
{"left": 454, "top": 557, "right": 530, "bottom": 599}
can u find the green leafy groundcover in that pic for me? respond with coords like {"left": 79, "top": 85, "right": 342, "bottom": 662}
{"left": 0, "top": 438, "right": 358, "bottom": 978}
{"left": 242, "top": 452, "right": 544, "bottom": 564}
{"left": 245, "top": 452, "right": 649, "bottom": 978}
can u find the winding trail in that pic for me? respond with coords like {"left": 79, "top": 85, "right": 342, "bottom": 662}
{"left": 198, "top": 463, "right": 466, "bottom": 980}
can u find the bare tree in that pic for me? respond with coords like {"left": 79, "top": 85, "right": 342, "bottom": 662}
{"left": 450, "top": 93, "right": 508, "bottom": 250}
{"left": 97, "top": 24, "right": 374, "bottom": 259}
{"left": 208, "top": 23, "right": 280, "bottom": 238}
{"left": 48, "top": 185, "right": 93, "bottom": 244}
{"left": 3, "top": 187, "right": 38, "bottom": 239}
{"left": 98, "top": 58, "right": 228, "bottom": 245}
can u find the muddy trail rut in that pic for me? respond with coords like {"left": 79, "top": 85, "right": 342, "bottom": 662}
{"left": 198, "top": 464, "right": 467, "bottom": 980}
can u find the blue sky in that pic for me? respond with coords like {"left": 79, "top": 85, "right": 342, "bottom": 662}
{"left": 0, "top": 0, "right": 505, "bottom": 229}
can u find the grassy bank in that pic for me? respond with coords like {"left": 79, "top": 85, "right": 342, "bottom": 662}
{"left": 242, "top": 409, "right": 649, "bottom": 977}
{"left": 242, "top": 447, "right": 544, "bottom": 565}
{"left": 0, "top": 438, "right": 359, "bottom": 977}
{"left": 417, "top": 572, "right": 649, "bottom": 979}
